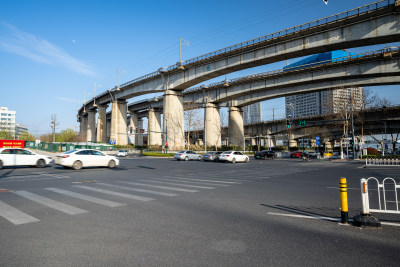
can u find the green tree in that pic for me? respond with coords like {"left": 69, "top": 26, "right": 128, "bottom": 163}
{"left": 19, "top": 131, "right": 36, "bottom": 141}
{"left": 0, "top": 130, "right": 13, "bottom": 139}
{"left": 57, "top": 129, "right": 77, "bottom": 142}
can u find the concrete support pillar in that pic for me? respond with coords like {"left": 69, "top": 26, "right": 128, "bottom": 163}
{"left": 110, "top": 100, "right": 128, "bottom": 145}
{"left": 204, "top": 103, "right": 221, "bottom": 148}
{"left": 288, "top": 133, "right": 297, "bottom": 148}
{"left": 96, "top": 105, "right": 108, "bottom": 143}
{"left": 106, "top": 117, "right": 111, "bottom": 142}
{"left": 228, "top": 106, "right": 244, "bottom": 147}
{"left": 136, "top": 119, "right": 143, "bottom": 146}
{"left": 251, "top": 138, "right": 256, "bottom": 146}
{"left": 87, "top": 109, "right": 96, "bottom": 142}
{"left": 148, "top": 108, "right": 162, "bottom": 146}
{"left": 129, "top": 113, "right": 138, "bottom": 145}
{"left": 163, "top": 89, "right": 184, "bottom": 150}
{"left": 80, "top": 115, "right": 88, "bottom": 142}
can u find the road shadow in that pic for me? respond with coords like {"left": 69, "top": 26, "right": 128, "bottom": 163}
{"left": 260, "top": 203, "right": 357, "bottom": 221}
{"left": 261, "top": 204, "right": 400, "bottom": 224}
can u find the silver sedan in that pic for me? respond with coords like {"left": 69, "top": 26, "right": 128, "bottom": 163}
{"left": 174, "top": 151, "right": 202, "bottom": 161}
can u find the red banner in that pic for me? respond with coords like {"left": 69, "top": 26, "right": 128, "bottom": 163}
{"left": 0, "top": 140, "right": 25, "bottom": 148}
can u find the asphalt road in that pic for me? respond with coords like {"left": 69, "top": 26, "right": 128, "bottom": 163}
{"left": 0, "top": 156, "right": 399, "bottom": 266}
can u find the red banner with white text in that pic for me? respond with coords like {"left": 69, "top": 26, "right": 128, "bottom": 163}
{"left": 0, "top": 140, "right": 25, "bottom": 148}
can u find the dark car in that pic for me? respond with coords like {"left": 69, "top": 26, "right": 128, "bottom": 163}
{"left": 202, "top": 151, "right": 223, "bottom": 162}
{"left": 290, "top": 151, "right": 302, "bottom": 158}
{"left": 254, "top": 150, "right": 276, "bottom": 160}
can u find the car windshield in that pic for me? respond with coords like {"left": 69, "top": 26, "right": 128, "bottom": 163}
{"left": 178, "top": 151, "right": 186, "bottom": 153}
{"left": 65, "top": 150, "right": 78, "bottom": 154}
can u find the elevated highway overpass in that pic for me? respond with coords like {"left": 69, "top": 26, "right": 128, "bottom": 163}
{"left": 78, "top": 0, "right": 400, "bottom": 148}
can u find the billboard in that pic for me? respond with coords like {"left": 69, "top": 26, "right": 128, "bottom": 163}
{"left": 0, "top": 140, "right": 25, "bottom": 148}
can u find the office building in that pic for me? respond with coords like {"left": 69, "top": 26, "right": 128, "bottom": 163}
{"left": 284, "top": 51, "right": 364, "bottom": 118}
{"left": 0, "top": 107, "right": 16, "bottom": 136}
{"left": 243, "top": 103, "right": 262, "bottom": 124}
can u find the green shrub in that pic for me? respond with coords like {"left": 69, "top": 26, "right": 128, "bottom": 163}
{"left": 142, "top": 151, "right": 175, "bottom": 157}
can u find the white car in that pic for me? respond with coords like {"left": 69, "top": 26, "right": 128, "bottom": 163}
{"left": 117, "top": 150, "right": 129, "bottom": 157}
{"left": 55, "top": 149, "right": 119, "bottom": 170}
{"left": 218, "top": 151, "right": 249, "bottom": 163}
{"left": 0, "top": 148, "right": 53, "bottom": 169}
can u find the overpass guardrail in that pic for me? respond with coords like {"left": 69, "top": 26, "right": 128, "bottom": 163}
{"left": 80, "top": 0, "right": 396, "bottom": 114}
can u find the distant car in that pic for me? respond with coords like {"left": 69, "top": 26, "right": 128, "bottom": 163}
{"left": 117, "top": 150, "right": 129, "bottom": 157}
{"left": 174, "top": 151, "right": 202, "bottom": 161}
{"left": 290, "top": 151, "right": 302, "bottom": 158}
{"left": 254, "top": 150, "right": 276, "bottom": 160}
{"left": 202, "top": 151, "right": 223, "bottom": 162}
{"left": 55, "top": 149, "right": 119, "bottom": 170}
{"left": 218, "top": 151, "right": 249, "bottom": 163}
{"left": 308, "top": 151, "right": 318, "bottom": 158}
{"left": 0, "top": 148, "right": 53, "bottom": 169}
{"left": 323, "top": 152, "right": 334, "bottom": 158}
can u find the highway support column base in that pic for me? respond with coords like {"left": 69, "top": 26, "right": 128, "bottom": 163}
{"left": 353, "top": 214, "right": 381, "bottom": 228}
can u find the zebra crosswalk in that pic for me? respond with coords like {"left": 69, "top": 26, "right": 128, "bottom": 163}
{"left": 0, "top": 175, "right": 243, "bottom": 226}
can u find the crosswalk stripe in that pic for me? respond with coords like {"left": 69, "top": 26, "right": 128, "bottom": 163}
{"left": 0, "top": 200, "right": 40, "bottom": 225}
{"left": 117, "top": 181, "right": 198, "bottom": 193}
{"left": 14, "top": 191, "right": 88, "bottom": 215}
{"left": 163, "top": 177, "right": 241, "bottom": 184}
{"left": 139, "top": 180, "right": 215, "bottom": 189}
{"left": 72, "top": 185, "right": 155, "bottom": 201}
{"left": 96, "top": 183, "right": 178, "bottom": 197}
{"left": 161, "top": 177, "right": 230, "bottom": 186}
{"left": 45, "top": 188, "right": 126, "bottom": 207}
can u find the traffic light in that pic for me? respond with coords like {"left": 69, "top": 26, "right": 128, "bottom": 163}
{"left": 286, "top": 119, "right": 291, "bottom": 128}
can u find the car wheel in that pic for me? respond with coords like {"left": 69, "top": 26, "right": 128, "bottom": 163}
{"left": 198, "top": 156, "right": 202, "bottom": 161}
{"left": 232, "top": 158, "right": 236, "bottom": 164}
{"left": 72, "top": 161, "right": 83, "bottom": 170}
{"left": 0, "top": 160, "right": 3, "bottom": 169}
{"left": 36, "top": 159, "right": 46, "bottom": 168}
{"left": 108, "top": 160, "right": 116, "bottom": 168}
{"left": 245, "top": 157, "right": 249, "bottom": 163}
{"left": 184, "top": 156, "right": 189, "bottom": 161}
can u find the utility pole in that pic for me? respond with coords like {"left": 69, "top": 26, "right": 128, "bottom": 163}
{"left": 50, "top": 114, "right": 58, "bottom": 143}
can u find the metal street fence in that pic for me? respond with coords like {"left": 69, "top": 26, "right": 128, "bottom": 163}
{"left": 365, "top": 158, "right": 400, "bottom": 166}
{"left": 360, "top": 177, "right": 400, "bottom": 215}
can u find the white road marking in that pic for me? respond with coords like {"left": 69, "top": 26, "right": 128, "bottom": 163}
{"left": 45, "top": 188, "right": 125, "bottom": 207}
{"left": 163, "top": 177, "right": 241, "bottom": 184}
{"left": 0, "top": 200, "right": 40, "bottom": 225}
{"left": 161, "top": 177, "right": 230, "bottom": 186}
{"left": 267, "top": 212, "right": 340, "bottom": 222}
{"left": 72, "top": 185, "right": 155, "bottom": 201}
{"left": 0, "top": 173, "right": 70, "bottom": 182}
{"left": 267, "top": 212, "right": 400, "bottom": 227}
{"left": 117, "top": 181, "right": 198, "bottom": 193}
{"left": 139, "top": 179, "right": 215, "bottom": 189}
{"left": 96, "top": 183, "right": 178, "bottom": 197}
{"left": 14, "top": 191, "right": 88, "bottom": 215}
{"left": 326, "top": 187, "right": 360, "bottom": 190}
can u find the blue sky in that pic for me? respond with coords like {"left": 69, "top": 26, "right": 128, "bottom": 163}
{"left": 1, "top": 0, "right": 399, "bottom": 136}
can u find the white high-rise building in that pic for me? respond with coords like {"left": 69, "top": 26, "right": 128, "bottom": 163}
{"left": 243, "top": 103, "right": 262, "bottom": 124}
{"left": 285, "top": 88, "right": 364, "bottom": 118}
{"left": 0, "top": 107, "right": 16, "bottom": 136}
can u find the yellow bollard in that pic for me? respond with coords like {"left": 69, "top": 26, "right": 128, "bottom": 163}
{"left": 339, "top": 177, "right": 348, "bottom": 224}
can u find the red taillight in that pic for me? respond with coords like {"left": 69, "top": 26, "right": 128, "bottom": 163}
{"left": 62, "top": 155, "right": 70, "bottom": 158}
{"left": 226, "top": 155, "right": 230, "bottom": 157}
{"left": 179, "top": 154, "right": 183, "bottom": 156}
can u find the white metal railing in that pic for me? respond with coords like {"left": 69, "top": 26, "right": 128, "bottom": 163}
{"left": 365, "top": 158, "right": 400, "bottom": 166}
{"left": 360, "top": 177, "right": 400, "bottom": 214}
